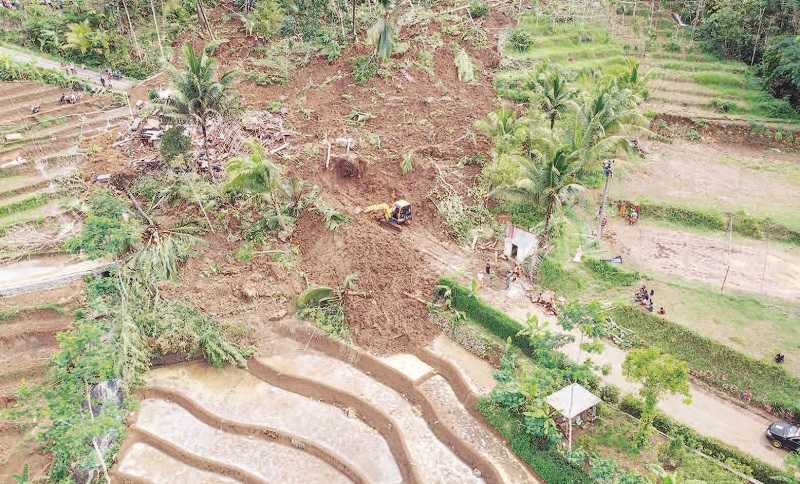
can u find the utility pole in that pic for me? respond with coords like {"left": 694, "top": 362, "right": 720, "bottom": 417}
{"left": 597, "top": 159, "right": 614, "bottom": 240}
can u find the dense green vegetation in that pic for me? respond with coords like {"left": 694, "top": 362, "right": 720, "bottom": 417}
{"left": 0, "top": 53, "right": 93, "bottom": 90}
{"left": 438, "top": 278, "right": 746, "bottom": 483}
{"left": 620, "top": 395, "right": 794, "bottom": 484}
{"left": 10, "top": 232, "right": 253, "bottom": 482}
{"left": 478, "top": 400, "right": 593, "bottom": 484}
{"left": 611, "top": 305, "right": 800, "bottom": 422}
{"left": 65, "top": 189, "right": 142, "bottom": 259}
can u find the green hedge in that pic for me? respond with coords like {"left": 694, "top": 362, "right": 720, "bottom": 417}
{"left": 619, "top": 395, "right": 793, "bottom": 484}
{"left": 0, "top": 54, "right": 94, "bottom": 92}
{"left": 439, "top": 277, "right": 538, "bottom": 354}
{"left": 634, "top": 201, "right": 800, "bottom": 246}
{"left": 478, "top": 399, "right": 593, "bottom": 484}
{"left": 611, "top": 305, "right": 800, "bottom": 422}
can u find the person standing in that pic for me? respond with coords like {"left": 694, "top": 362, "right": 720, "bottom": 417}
{"left": 485, "top": 260, "right": 491, "bottom": 276}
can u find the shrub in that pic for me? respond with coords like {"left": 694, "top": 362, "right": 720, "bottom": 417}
{"left": 352, "top": 55, "right": 378, "bottom": 85}
{"left": 664, "top": 40, "right": 681, "bottom": 52}
{"left": 250, "top": 0, "right": 284, "bottom": 39}
{"left": 710, "top": 98, "right": 737, "bottom": 113}
{"left": 65, "top": 190, "right": 141, "bottom": 258}
{"left": 469, "top": 0, "right": 489, "bottom": 17}
{"left": 619, "top": 395, "right": 792, "bottom": 484}
{"left": 761, "top": 36, "right": 800, "bottom": 110}
{"left": 508, "top": 29, "right": 534, "bottom": 52}
{"left": 160, "top": 126, "right": 192, "bottom": 163}
{"left": 598, "top": 383, "right": 621, "bottom": 404}
{"left": 478, "top": 400, "right": 592, "bottom": 484}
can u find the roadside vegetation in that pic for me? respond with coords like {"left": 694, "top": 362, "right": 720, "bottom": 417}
{"left": 435, "top": 278, "right": 770, "bottom": 483}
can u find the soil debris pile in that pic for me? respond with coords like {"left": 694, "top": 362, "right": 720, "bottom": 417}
{"left": 293, "top": 214, "right": 437, "bottom": 353}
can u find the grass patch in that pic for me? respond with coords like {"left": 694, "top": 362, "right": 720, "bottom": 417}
{"left": 611, "top": 305, "right": 800, "bottom": 422}
{"left": 634, "top": 200, "right": 800, "bottom": 245}
{"left": 539, "top": 255, "right": 585, "bottom": 296}
{"left": 582, "top": 258, "right": 640, "bottom": 287}
{"left": 0, "top": 192, "right": 49, "bottom": 218}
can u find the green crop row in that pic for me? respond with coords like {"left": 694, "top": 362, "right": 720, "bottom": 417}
{"left": 630, "top": 200, "right": 800, "bottom": 246}
{"left": 0, "top": 53, "right": 94, "bottom": 92}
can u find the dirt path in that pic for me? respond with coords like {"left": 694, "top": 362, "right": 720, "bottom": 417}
{"left": 0, "top": 46, "right": 135, "bottom": 92}
{"left": 410, "top": 232, "right": 788, "bottom": 469}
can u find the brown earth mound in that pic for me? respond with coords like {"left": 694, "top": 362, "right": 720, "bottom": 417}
{"left": 292, "top": 214, "right": 437, "bottom": 354}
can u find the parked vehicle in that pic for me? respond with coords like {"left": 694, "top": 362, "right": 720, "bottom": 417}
{"left": 766, "top": 421, "right": 800, "bottom": 450}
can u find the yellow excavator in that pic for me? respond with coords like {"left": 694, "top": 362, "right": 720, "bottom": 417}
{"left": 363, "top": 200, "right": 412, "bottom": 231}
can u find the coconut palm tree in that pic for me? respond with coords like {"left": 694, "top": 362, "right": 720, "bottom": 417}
{"left": 567, "top": 82, "right": 646, "bottom": 164}
{"left": 492, "top": 136, "right": 585, "bottom": 243}
{"left": 162, "top": 45, "right": 236, "bottom": 159}
{"left": 535, "top": 71, "right": 574, "bottom": 130}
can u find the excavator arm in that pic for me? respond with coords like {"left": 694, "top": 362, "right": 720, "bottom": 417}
{"left": 363, "top": 203, "right": 392, "bottom": 220}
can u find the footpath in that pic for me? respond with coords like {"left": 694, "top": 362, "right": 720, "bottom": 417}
{"left": 0, "top": 45, "right": 135, "bottom": 91}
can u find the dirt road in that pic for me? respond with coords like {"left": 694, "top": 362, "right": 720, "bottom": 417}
{"left": 411, "top": 232, "right": 787, "bottom": 469}
{"left": 0, "top": 46, "right": 135, "bottom": 91}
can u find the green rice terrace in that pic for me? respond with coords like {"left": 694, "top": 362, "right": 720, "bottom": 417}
{"left": 0, "top": 0, "right": 799, "bottom": 482}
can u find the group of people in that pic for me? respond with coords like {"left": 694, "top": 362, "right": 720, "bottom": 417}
{"left": 59, "top": 62, "right": 79, "bottom": 76}
{"left": 59, "top": 92, "right": 81, "bottom": 105}
{"left": 635, "top": 284, "right": 665, "bottom": 315}
{"left": 483, "top": 261, "right": 523, "bottom": 290}
{"left": 616, "top": 201, "right": 641, "bottom": 225}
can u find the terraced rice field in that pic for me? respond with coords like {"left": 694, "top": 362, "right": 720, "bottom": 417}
{"left": 0, "top": 81, "right": 128, "bottom": 479}
{"left": 114, "top": 323, "right": 538, "bottom": 483}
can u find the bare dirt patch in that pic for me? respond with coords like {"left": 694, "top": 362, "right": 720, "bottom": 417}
{"left": 292, "top": 214, "right": 438, "bottom": 354}
{"left": 607, "top": 218, "right": 800, "bottom": 300}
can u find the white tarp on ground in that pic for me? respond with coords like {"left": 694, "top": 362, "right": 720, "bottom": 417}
{"left": 545, "top": 383, "right": 601, "bottom": 419}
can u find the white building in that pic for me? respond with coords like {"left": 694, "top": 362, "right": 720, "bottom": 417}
{"left": 503, "top": 224, "right": 538, "bottom": 263}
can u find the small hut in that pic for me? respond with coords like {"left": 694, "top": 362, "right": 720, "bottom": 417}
{"left": 545, "top": 383, "right": 601, "bottom": 428}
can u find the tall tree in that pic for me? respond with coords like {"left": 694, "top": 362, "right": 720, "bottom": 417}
{"left": 623, "top": 348, "right": 691, "bottom": 448}
{"left": 492, "top": 136, "right": 585, "bottom": 244}
{"left": 534, "top": 71, "right": 573, "bottom": 130}
{"left": 162, "top": 45, "right": 236, "bottom": 159}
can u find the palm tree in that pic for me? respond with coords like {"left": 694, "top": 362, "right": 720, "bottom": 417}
{"left": 225, "top": 139, "right": 292, "bottom": 231}
{"left": 492, "top": 137, "right": 585, "bottom": 243}
{"left": 568, "top": 82, "right": 646, "bottom": 164}
{"left": 162, "top": 45, "right": 236, "bottom": 159}
{"left": 535, "top": 71, "right": 573, "bottom": 130}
